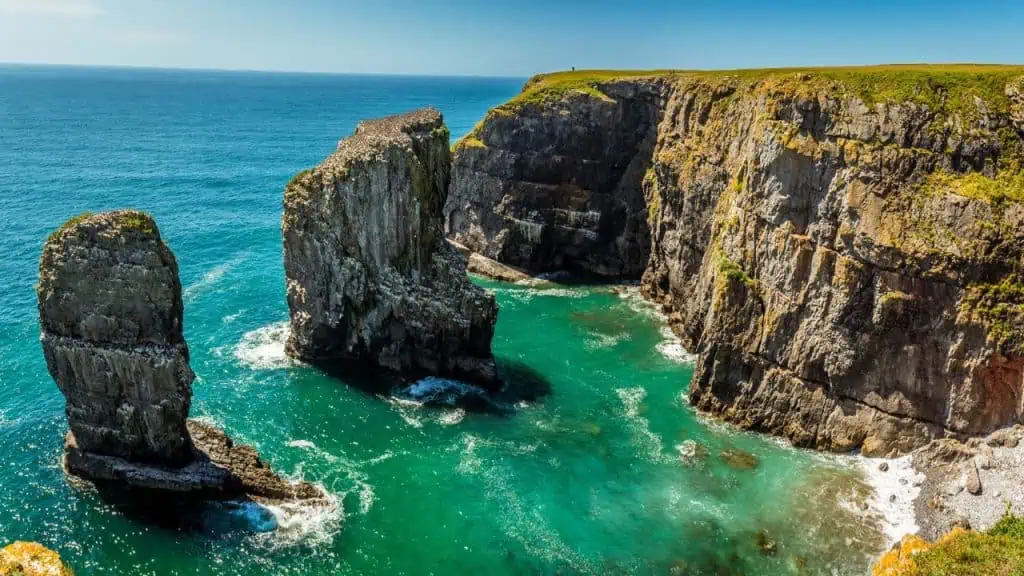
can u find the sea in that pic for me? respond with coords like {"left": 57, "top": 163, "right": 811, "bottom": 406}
{"left": 0, "top": 65, "right": 913, "bottom": 575}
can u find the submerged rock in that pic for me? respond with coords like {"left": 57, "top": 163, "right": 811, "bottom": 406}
{"left": 719, "top": 448, "right": 759, "bottom": 470}
{"left": 283, "top": 108, "right": 500, "bottom": 389}
{"left": 0, "top": 542, "right": 73, "bottom": 576}
{"left": 39, "top": 211, "right": 320, "bottom": 504}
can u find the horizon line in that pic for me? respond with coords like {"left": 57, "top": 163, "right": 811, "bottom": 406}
{"left": 0, "top": 61, "right": 530, "bottom": 81}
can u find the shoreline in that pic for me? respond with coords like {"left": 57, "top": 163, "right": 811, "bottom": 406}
{"left": 463, "top": 248, "right": 1024, "bottom": 555}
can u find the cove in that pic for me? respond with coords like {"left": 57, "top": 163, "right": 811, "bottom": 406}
{"left": 0, "top": 67, "right": 911, "bottom": 576}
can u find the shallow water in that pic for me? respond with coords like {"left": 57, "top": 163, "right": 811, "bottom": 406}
{"left": 0, "top": 66, "right": 892, "bottom": 575}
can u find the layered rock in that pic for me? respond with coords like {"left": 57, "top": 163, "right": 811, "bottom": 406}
{"left": 283, "top": 108, "right": 500, "bottom": 389}
{"left": 39, "top": 211, "right": 319, "bottom": 502}
{"left": 448, "top": 67, "right": 1024, "bottom": 454}
{"left": 446, "top": 80, "right": 664, "bottom": 278}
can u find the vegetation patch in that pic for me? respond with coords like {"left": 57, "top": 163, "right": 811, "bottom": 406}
{"left": 960, "top": 275, "right": 1024, "bottom": 355}
{"left": 925, "top": 170, "right": 1024, "bottom": 206}
{"left": 47, "top": 212, "right": 95, "bottom": 244}
{"left": 513, "top": 65, "right": 1024, "bottom": 127}
{"left": 874, "top": 511, "right": 1024, "bottom": 576}
{"left": 718, "top": 256, "right": 756, "bottom": 287}
{"left": 117, "top": 210, "right": 157, "bottom": 236}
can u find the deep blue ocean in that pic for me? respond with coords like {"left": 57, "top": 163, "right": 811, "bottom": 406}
{"left": 0, "top": 66, "right": 901, "bottom": 575}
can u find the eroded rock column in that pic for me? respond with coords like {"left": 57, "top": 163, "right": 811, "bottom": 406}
{"left": 283, "top": 108, "right": 501, "bottom": 390}
{"left": 39, "top": 211, "right": 320, "bottom": 502}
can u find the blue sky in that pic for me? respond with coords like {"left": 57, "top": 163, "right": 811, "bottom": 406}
{"left": 0, "top": 0, "right": 1022, "bottom": 76}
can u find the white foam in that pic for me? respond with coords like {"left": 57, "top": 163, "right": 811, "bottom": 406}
{"left": 583, "top": 330, "right": 628, "bottom": 351}
{"left": 857, "top": 455, "right": 923, "bottom": 545}
{"left": 616, "top": 387, "right": 668, "bottom": 463}
{"left": 615, "top": 287, "right": 697, "bottom": 364}
{"left": 656, "top": 326, "right": 697, "bottom": 364}
{"left": 287, "top": 439, "right": 317, "bottom": 451}
{"left": 453, "top": 433, "right": 592, "bottom": 572}
{"left": 234, "top": 323, "right": 293, "bottom": 370}
{"left": 401, "top": 377, "right": 485, "bottom": 405}
{"left": 255, "top": 489, "right": 343, "bottom": 549}
{"left": 184, "top": 252, "right": 249, "bottom": 301}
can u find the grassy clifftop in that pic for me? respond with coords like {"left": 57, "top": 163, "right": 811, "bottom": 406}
{"left": 508, "top": 64, "right": 1024, "bottom": 115}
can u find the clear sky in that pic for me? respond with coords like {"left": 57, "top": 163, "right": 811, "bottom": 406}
{"left": 1, "top": 0, "right": 1022, "bottom": 77}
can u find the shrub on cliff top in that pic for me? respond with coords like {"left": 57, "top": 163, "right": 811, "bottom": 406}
{"left": 874, "top": 510, "right": 1024, "bottom": 576}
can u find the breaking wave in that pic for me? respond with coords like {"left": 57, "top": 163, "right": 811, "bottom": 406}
{"left": 234, "top": 323, "right": 293, "bottom": 370}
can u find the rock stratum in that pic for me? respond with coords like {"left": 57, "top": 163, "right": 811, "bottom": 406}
{"left": 39, "top": 211, "right": 320, "bottom": 502}
{"left": 283, "top": 108, "right": 500, "bottom": 389}
{"left": 447, "top": 66, "right": 1024, "bottom": 455}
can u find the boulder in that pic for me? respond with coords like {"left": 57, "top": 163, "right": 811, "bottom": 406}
{"left": 283, "top": 109, "right": 500, "bottom": 389}
{"left": 0, "top": 542, "right": 73, "bottom": 576}
{"left": 39, "top": 211, "right": 320, "bottom": 504}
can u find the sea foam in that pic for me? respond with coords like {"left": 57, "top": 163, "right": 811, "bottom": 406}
{"left": 234, "top": 323, "right": 293, "bottom": 370}
{"left": 858, "top": 455, "right": 923, "bottom": 545}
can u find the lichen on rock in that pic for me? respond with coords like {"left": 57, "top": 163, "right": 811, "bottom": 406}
{"left": 39, "top": 211, "right": 322, "bottom": 504}
{"left": 283, "top": 108, "right": 500, "bottom": 389}
{"left": 0, "top": 542, "right": 73, "bottom": 576}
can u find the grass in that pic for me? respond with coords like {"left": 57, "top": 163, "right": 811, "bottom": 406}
{"left": 913, "top": 514, "right": 1024, "bottom": 576}
{"left": 875, "top": 511, "right": 1024, "bottom": 576}
{"left": 47, "top": 212, "right": 95, "bottom": 244}
{"left": 717, "top": 256, "right": 755, "bottom": 287}
{"left": 47, "top": 210, "right": 158, "bottom": 245}
{"left": 925, "top": 171, "right": 1024, "bottom": 205}
{"left": 507, "top": 65, "right": 1024, "bottom": 123}
{"left": 960, "top": 275, "right": 1024, "bottom": 355}
{"left": 116, "top": 210, "right": 157, "bottom": 236}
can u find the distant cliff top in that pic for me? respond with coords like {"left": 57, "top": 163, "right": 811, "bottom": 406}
{"left": 504, "top": 64, "right": 1024, "bottom": 116}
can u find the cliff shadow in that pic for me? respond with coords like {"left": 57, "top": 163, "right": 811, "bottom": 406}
{"left": 311, "top": 356, "right": 553, "bottom": 416}
{"left": 85, "top": 483, "right": 276, "bottom": 536}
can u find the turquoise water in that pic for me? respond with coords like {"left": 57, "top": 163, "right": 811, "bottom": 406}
{"left": 0, "top": 66, "right": 889, "bottom": 575}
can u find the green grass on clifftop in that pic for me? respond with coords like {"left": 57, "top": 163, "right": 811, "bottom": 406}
{"left": 912, "top": 513, "right": 1024, "bottom": 576}
{"left": 507, "top": 65, "right": 1024, "bottom": 121}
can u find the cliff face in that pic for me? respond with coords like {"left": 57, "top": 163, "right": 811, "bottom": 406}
{"left": 283, "top": 108, "right": 500, "bottom": 389}
{"left": 448, "top": 67, "right": 1024, "bottom": 455}
{"left": 39, "top": 211, "right": 321, "bottom": 502}
{"left": 38, "top": 211, "right": 193, "bottom": 465}
{"left": 446, "top": 81, "right": 664, "bottom": 278}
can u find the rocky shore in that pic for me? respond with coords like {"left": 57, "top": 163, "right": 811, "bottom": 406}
{"left": 910, "top": 424, "right": 1024, "bottom": 540}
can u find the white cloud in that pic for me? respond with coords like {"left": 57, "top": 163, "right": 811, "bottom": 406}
{"left": 0, "top": 0, "right": 103, "bottom": 17}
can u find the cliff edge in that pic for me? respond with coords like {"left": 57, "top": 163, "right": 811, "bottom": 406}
{"left": 283, "top": 108, "right": 500, "bottom": 390}
{"left": 447, "top": 66, "right": 1024, "bottom": 455}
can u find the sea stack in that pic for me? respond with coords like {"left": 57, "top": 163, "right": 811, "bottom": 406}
{"left": 282, "top": 108, "right": 500, "bottom": 390}
{"left": 39, "top": 211, "right": 321, "bottom": 502}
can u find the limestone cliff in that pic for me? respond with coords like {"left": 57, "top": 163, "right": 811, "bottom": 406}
{"left": 283, "top": 108, "right": 500, "bottom": 389}
{"left": 39, "top": 211, "right": 321, "bottom": 502}
{"left": 447, "top": 66, "right": 1024, "bottom": 455}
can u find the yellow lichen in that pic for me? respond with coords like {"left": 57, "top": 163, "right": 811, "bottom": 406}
{"left": 0, "top": 542, "right": 74, "bottom": 576}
